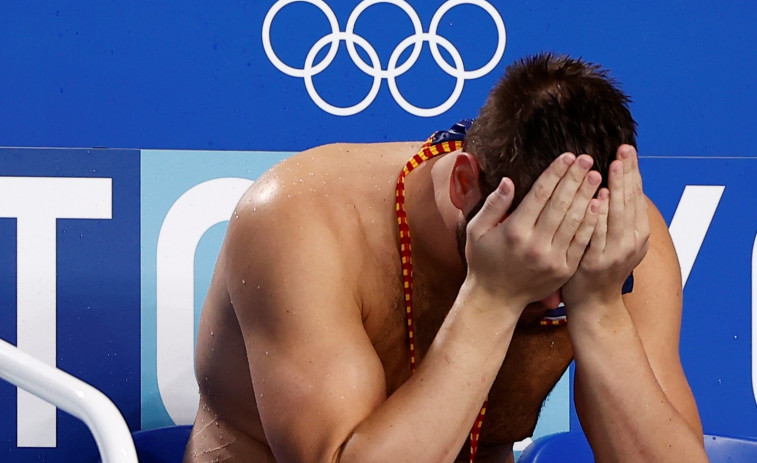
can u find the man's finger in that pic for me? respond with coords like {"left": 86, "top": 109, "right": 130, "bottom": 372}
{"left": 514, "top": 152, "right": 576, "bottom": 226}
{"left": 553, "top": 169, "right": 601, "bottom": 249}
{"left": 467, "top": 178, "right": 515, "bottom": 238}
{"left": 618, "top": 145, "right": 637, "bottom": 233}
{"left": 536, "top": 154, "right": 595, "bottom": 238}
{"left": 566, "top": 197, "right": 600, "bottom": 267}
{"left": 606, "top": 160, "right": 625, "bottom": 245}
{"left": 624, "top": 146, "right": 650, "bottom": 238}
{"left": 589, "top": 188, "right": 610, "bottom": 255}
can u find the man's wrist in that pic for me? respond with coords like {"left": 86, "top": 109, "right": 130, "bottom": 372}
{"left": 567, "top": 297, "right": 633, "bottom": 351}
{"left": 459, "top": 275, "right": 527, "bottom": 321}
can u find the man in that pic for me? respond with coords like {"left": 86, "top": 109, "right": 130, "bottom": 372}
{"left": 184, "top": 53, "right": 707, "bottom": 463}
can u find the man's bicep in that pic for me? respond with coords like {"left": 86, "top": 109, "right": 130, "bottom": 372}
{"left": 228, "top": 231, "right": 388, "bottom": 463}
{"left": 245, "top": 288, "right": 387, "bottom": 462}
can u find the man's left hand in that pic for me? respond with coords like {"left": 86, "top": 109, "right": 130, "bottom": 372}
{"left": 562, "top": 144, "right": 650, "bottom": 312}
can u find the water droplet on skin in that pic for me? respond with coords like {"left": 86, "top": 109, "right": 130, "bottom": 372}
{"left": 210, "top": 330, "right": 214, "bottom": 337}
{"left": 298, "top": 178, "right": 303, "bottom": 183}
{"left": 242, "top": 279, "right": 246, "bottom": 285}
{"left": 253, "top": 207, "right": 257, "bottom": 212}
{"left": 734, "top": 335, "right": 738, "bottom": 340}
{"left": 265, "top": 351, "right": 270, "bottom": 356}
{"left": 257, "top": 285, "right": 261, "bottom": 290}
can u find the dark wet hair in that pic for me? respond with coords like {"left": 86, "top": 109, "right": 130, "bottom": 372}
{"left": 463, "top": 52, "right": 637, "bottom": 210}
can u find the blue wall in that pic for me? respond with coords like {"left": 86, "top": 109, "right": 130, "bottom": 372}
{"left": 1, "top": 1, "right": 755, "bottom": 154}
{"left": 0, "top": 1, "right": 755, "bottom": 461}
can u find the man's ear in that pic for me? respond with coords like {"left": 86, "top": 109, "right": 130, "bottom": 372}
{"left": 449, "top": 153, "right": 483, "bottom": 213}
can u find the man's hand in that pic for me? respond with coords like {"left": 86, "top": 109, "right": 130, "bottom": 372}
{"left": 465, "top": 152, "right": 602, "bottom": 312}
{"left": 562, "top": 144, "right": 650, "bottom": 311}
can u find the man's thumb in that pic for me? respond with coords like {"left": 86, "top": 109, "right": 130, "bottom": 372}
{"left": 467, "top": 178, "right": 514, "bottom": 234}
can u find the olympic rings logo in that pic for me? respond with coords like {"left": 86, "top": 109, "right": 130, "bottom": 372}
{"left": 262, "top": 0, "right": 506, "bottom": 117}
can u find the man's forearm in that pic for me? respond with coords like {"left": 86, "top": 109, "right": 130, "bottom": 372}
{"left": 569, "top": 302, "right": 706, "bottom": 463}
{"left": 338, "top": 280, "right": 520, "bottom": 463}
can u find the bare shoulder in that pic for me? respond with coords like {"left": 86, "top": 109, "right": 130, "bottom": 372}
{"left": 223, "top": 155, "right": 364, "bottom": 318}
{"left": 220, "top": 140, "right": 417, "bottom": 324}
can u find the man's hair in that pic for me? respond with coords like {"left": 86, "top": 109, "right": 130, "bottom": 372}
{"left": 463, "top": 52, "right": 637, "bottom": 209}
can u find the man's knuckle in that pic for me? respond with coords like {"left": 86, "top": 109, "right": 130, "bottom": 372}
{"left": 565, "top": 213, "right": 582, "bottom": 232}
{"left": 557, "top": 264, "right": 573, "bottom": 279}
{"left": 542, "top": 257, "right": 566, "bottom": 275}
{"left": 553, "top": 196, "right": 573, "bottom": 213}
{"left": 501, "top": 224, "right": 521, "bottom": 242}
{"left": 524, "top": 243, "right": 544, "bottom": 261}
{"left": 533, "top": 184, "right": 552, "bottom": 203}
{"left": 484, "top": 194, "right": 501, "bottom": 210}
{"left": 624, "top": 190, "right": 634, "bottom": 204}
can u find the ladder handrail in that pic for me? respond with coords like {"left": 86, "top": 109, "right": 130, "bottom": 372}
{"left": 0, "top": 337, "right": 138, "bottom": 463}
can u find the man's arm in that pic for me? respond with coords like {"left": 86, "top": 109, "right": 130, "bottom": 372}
{"left": 227, "top": 197, "right": 522, "bottom": 463}
{"left": 224, "top": 153, "right": 600, "bottom": 463}
{"left": 563, "top": 145, "right": 706, "bottom": 462}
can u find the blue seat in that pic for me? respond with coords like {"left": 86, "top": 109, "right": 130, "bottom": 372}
{"left": 131, "top": 425, "right": 193, "bottom": 463}
{"left": 517, "top": 432, "right": 592, "bottom": 463}
{"left": 517, "top": 431, "right": 757, "bottom": 462}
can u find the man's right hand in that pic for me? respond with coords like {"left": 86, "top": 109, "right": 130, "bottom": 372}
{"left": 464, "top": 152, "right": 602, "bottom": 312}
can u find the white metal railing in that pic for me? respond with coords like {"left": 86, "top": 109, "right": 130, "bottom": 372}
{"left": 0, "top": 337, "right": 138, "bottom": 463}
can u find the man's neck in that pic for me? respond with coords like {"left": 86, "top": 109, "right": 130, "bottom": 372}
{"left": 402, "top": 154, "right": 466, "bottom": 284}
{"left": 398, "top": 152, "right": 468, "bottom": 359}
